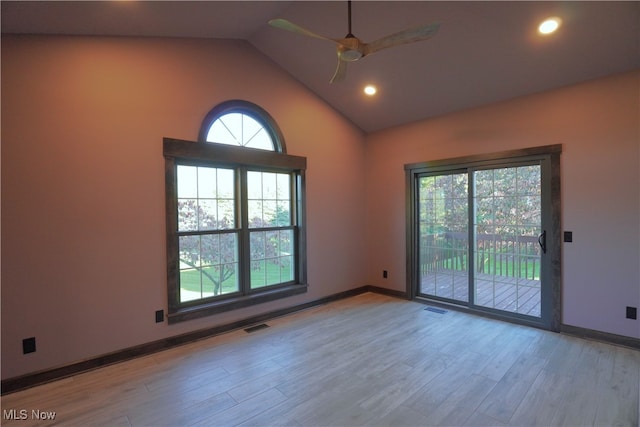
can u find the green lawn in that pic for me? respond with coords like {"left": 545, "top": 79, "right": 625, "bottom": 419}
{"left": 180, "top": 262, "right": 293, "bottom": 296}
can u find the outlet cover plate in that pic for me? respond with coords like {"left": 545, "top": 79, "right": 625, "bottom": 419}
{"left": 23, "top": 337, "right": 36, "bottom": 354}
{"left": 626, "top": 306, "right": 637, "bottom": 320}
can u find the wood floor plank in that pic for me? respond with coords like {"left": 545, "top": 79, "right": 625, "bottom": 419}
{"left": 476, "top": 352, "right": 547, "bottom": 424}
{"left": 463, "top": 411, "right": 507, "bottom": 427}
{"left": 592, "top": 345, "right": 640, "bottom": 426}
{"left": 2, "top": 292, "right": 638, "bottom": 427}
{"left": 192, "top": 387, "right": 288, "bottom": 427}
{"left": 508, "top": 369, "right": 574, "bottom": 426}
{"left": 376, "top": 404, "right": 433, "bottom": 426}
{"left": 424, "top": 374, "right": 498, "bottom": 426}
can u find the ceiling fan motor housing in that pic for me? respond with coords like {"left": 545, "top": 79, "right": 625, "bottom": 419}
{"left": 337, "top": 38, "right": 364, "bottom": 61}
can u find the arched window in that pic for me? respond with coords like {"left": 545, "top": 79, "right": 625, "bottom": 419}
{"left": 199, "top": 100, "right": 286, "bottom": 152}
{"left": 163, "top": 101, "right": 307, "bottom": 324}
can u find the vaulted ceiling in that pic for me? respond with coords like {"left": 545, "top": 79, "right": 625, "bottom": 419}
{"left": 2, "top": 1, "right": 639, "bottom": 132}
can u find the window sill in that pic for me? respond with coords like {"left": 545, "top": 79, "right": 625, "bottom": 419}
{"left": 167, "top": 284, "right": 308, "bottom": 324}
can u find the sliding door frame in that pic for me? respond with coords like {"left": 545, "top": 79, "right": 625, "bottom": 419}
{"left": 406, "top": 145, "right": 562, "bottom": 331}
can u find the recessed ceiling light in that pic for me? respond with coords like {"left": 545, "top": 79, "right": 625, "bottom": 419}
{"left": 538, "top": 17, "right": 561, "bottom": 35}
{"left": 364, "top": 85, "right": 377, "bottom": 96}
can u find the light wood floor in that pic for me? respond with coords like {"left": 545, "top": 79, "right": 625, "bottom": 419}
{"left": 2, "top": 293, "right": 639, "bottom": 426}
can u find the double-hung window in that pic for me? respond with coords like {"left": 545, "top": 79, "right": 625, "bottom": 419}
{"left": 164, "top": 101, "right": 307, "bottom": 323}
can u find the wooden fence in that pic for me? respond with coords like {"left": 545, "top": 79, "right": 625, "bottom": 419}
{"left": 420, "top": 232, "right": 540, "bottom": 280}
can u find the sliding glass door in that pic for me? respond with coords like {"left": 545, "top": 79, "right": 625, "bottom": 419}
{"left": 408, "top": 147, "right": 560, "bottom": 330}
{"left": 418, "top": 172, "right": 469, "bottom": 302}
{"left": 473, "top": 165, "right": 542, "bottom": 317}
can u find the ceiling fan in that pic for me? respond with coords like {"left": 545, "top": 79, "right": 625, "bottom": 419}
{"left": 268, "top": 1, "right": 440, "bottom": 83}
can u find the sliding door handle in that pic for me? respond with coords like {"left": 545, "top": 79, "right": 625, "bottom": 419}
{"left": 538, "top": 230, "right": 547, "bottom": 254}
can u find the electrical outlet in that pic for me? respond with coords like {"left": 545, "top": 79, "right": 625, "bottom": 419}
{"left": 23, "top": 337, "right": 36, "bottom": 354}
{"left": 564, "top": 231, "right": 573, "bottom": 242}
{"left": 383, "top": 270, "right": 388, "bottom": 279}
{"left": 155, "top": 310, "right": 164, "bottom": 323}
{"left": 626, "top": 306, "right": 637, "bottom": 320}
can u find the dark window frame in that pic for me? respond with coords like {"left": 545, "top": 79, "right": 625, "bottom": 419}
{"left": 164, "top": 101, "right": 306, "bottom": 324}
{"left": 198, "top": 99, "right": 287, "bottom": 152}
{"left": 405, "top": 145, "right": 562, "bottom": 331}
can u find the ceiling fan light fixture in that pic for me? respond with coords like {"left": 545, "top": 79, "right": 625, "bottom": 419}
{"left": 340, "top": 49, "right": 363, "bottom": 61}
{"left": 538, "top": 17, "right": 561, "bottom": 35}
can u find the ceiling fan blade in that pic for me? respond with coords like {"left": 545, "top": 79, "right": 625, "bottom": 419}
{"left": 330, "top": 58, "right": 348, "bottom": 83}
{"left": 364, "top": 23, "right": 440, "bottom": 56}
{"left": 268, "top": 18, "right": 336, "bottom": 43}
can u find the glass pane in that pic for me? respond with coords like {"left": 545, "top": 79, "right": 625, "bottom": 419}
{"left": 263, "top": 201, "right": 277, "bottom": 225}
{"left": 452, "top": 174, "right": 467, "bottom": 198}
{"left": 248, "top": 200, "right": 264, "bottom": 228}
{"left": 179, "top": 233, "right": 239, "bottom": 303}
{"left": 280, "top": 256, "right": 294, "bottom": 283}
{"left": 241, "top": 115, "right": 262, "bottom": 142}
{"left": 217, "top": 168, "right": 235, "bottom": 199}
{"left": 244, "top": 122, "right": 273, "bottom": 151}
{"left": 179, "top": 235, "right": 200, "bottom": 268}
{"left": 248, "top": 171, "right": 292, "bottom": 229}
{"left": 263, "top": 173, "right": 277, "bottom": 199}
{"left": 247, "top": 129, "right": 273, "bottom": 150}
{"left": 207, "top": 117, "right": 239, "bottom": 145}
{"left": 206, "top": 113, "right": 274, "bottom": 151}
{"left": 279, "top": 229, "right": 293, "bottom": 255}
{"left": 220, "top": 114, "right": 242, "bottom": 146}
{"left": 418, "top": 173, "right": 469, "bottom": 302}
{"left": 517, "top": 165, "right": 541, "bottom": 196}
{"left": 476, "top": 197, "right": 493, "bottom": 226}
{"left": 247, "top": 171, "right": 262, "bottom": 199}
{"left": 178, "top": 199, "right": 198, "bottom": 232}
{"left": 276, "top": 201, "right": 291, "bottom": 226}
{"left": 250, "top": 229, "right": 294, "bottom": 289}
{"left": 494, "top": 168, "right": 516, "bottom": 195}
{"left": 250, "top": 231, "right": 266, "bottom": 261}
{"left": 198, "top": 167, "right": 217, "bottom": 198}
{"left": 219, "top": 233, "right": 239, "bottom": 262}
{"left": 475, "top": 170, "right": 493, "bottom": 197}
{"left": 251, "top": 260, "right": 267, "bottom": 289}
{"left": 180, "top": 234, "right": 202, "bottom": 302}
{"left": 202, "top": 264, "right": 239, "bottom": 297}
{"left": 474, "top": 165, "right": 541, "bottom": 318}
{"left": 200, "top": 234, "right": 220, "bottom": 265}
{"left": 198, "top": 200, "right": 217, "bottom": 230}
{"left": 267, "top": 230, "right": 279, "bottom": 254}
{"left": 277, "top": 173, "right": 290, "bottom": 199}
{"left": 518, "top": 196, "right": 541, "bottom": 226}
{"left": 177, "top": 165, "right": 197, "bottom": 198}
{"left": 180, "top": 269, "right": 201, "bottom": 302}
{"left": 494, "top": 196, "right": 513, "bottom": 225}
{"left": 177, "top": 166, "right": 235, "bottom": 232}
{"left": 217, "top": 200, "right": 235, "bottom": 229}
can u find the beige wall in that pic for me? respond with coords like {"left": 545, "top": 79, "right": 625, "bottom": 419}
{"left": 365, "top": 70, "right": 640, "bottom": 339}
{"left": 1, "top": 35, "right": 367, "bottom": 379}
{"left": 2, "top": 34, "right": 639, "bottom": 381}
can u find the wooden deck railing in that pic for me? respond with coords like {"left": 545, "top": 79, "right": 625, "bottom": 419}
{"left": 420, "top": 232, "right": 540, "bottom": 280}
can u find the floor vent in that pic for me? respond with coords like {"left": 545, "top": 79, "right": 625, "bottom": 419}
{"left": 424, "top": 307, "right": 447, "bottom": 314}
{"left": 244, "top": 323, "right": 270, "bottom": 333}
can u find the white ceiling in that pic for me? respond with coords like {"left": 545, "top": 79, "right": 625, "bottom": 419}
{"left": 2, "top": 1, "right": 639, "bottom": 133}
